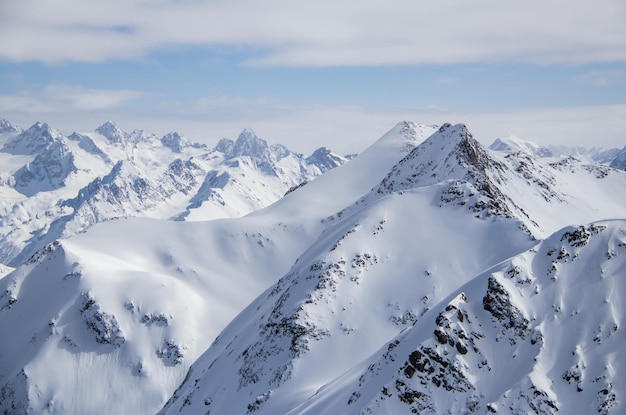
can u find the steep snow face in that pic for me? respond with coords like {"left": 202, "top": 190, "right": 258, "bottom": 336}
{"left": 159, "top": 181, "right": 537, "bottom": 415}
{"left": 13, "top": 141, "right": 77, "bottom": 196}
{"left": 290, "top": 221, "right": 626, "bottom": 415}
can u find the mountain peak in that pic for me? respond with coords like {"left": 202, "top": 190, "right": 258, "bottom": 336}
{"left": 490, "top": 135, "right": 553, "bottom": 158}
{"left": 1, "top": 121, "right": 63, "bottom": 155}
{"left": 368, "top": 122, "right": 523, "bottom": 225}
{"left": 306, "top": 147, "right": 349, "bottom": 173}
{"left": 377, "top": 123, "right": 504, "bottom": 193}
{"left": 95, "top": 121, "right": 126, "bottom": 144}
{"left": 0, "top": 118, "right": 22, "bottom": 134}
{"left": 161, "top": 132, "right": 189, "bottom": 153}
{"left": 231, "top": 128, "right": 270, "bottom": 159}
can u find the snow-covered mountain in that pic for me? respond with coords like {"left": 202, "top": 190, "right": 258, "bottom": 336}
{"left": 609, "top": 146, "right": 626, "bottom": 170}
{"left": 0, "top": 119, "right": 348, "bottom": 267}
{"left": 490, "top": 135, "right": 553, "bottom": 158}
{"left": 1, "top": 120, "right": 626, "bottom": 415}
{"left": 0, "top": 120, "right": 435, "bottom": 415}
{"left": 283, "top": 221, "right": 626, "bottom": 415}
{"left": 158, "top": 123, "right": 626, "bottom": 415}
{"left": 490, "top": 135, "right": 622, "bottom": 165}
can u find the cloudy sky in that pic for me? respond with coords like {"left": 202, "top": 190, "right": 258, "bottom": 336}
{"left": 1, "top": 0, "right": 625, "bottom": 154}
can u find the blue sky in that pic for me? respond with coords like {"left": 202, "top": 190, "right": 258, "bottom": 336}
{"left": 1, "top": 0, "right": 625, "bottom": 154}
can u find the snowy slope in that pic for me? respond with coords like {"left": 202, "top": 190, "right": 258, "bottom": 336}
{"left": 159, "top": 124, "right": 626, "bottom": 415}
{"left": 3, "top": 120, "right": 625, "bottom": 415}
{"left": 287, "top": 220, "right": 626, "bottom": 415}
{"left": 0, "top": 120, "right": 348, "bottom": 267}
{"left": 0, "top": 121, "right": 436, "bottom": 415}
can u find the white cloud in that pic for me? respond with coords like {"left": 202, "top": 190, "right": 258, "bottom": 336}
{"left": 0, "top": 84, "right": 145, "bottom": 113}
{"left": 576, "top": 69, "right": 626, "bottom": 87}
{"left": 1, "top": 0, "right": 625, "bottom": 65}
{"left": 42, "top": 84, "right": 145, "bottom": 110}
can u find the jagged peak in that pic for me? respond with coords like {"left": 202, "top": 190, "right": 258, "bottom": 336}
{"left": 233, "top": 128, "right": 269, "bottom": 155}
{"left": 309, "top": 146, "right": 332, "bottom": 157}
{"left": 215, "top": 137, "right": 235, "bottom": 156}
{"left": 225, "top": 129, "right": 273, "bottom": 163}
{"left": 0, "top": 118, "right": 22, "bottom": 134}
{"left": 161, "top": 132, "right": 191, "bottom": 153}
{"left": 306, "top": 147, "right": 348, "bottom": 173}
{"left": 95, "top": 121, "right": 126, "bottom": 143}
{"left": 376, "top": 123, "right": 504, "bottom": 193}
{"left": 162, "top": 131, "right": 184, "bottom": 141}
{"left": 23, "top": 121, "right": 60, "bottom": 137}
{"left": 237, "top": 127, "right": 258, "bottom": 141}
{"left": 2, "top": 121, "right": 63, "bottom": 154}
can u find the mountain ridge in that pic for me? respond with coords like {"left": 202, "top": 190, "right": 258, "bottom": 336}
{"left": 1, "top": 119, "right": 625, "bottom": 415}
{"left": 0, "top": 119, "right": 348, "bottom": 267}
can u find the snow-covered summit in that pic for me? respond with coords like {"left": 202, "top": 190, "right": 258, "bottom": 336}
{"left": 12, "top": 140, "right": 77, "bottom": 196}
{"left": 490, "top": 135, "right": 553, "bottom": 157}
{"left": 1, "top": 122, "right": 63, "bottom": 155}
{"left": 160, "top": 132, "right": 206, "bottom": 153}
{"left": 0, "top": 118, "right": 22, "bottom": 134}
{"left": 306, "top": 147, "right": 349, "bottom": 173}
{"left": 95, "top": 120, "right": 126, "bottom": 144}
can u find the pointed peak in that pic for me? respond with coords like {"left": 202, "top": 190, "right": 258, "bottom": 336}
{"left": 232, "top": 129, "right": 269, "bottom": 158}
{"left": 0, "top": 118, "right": 22, "bottom": 134}
{"left": 310, "top": 146, "right": 331, "bottom": 157}
{"left": 2, "top": 121, "right": 63, "bottom": 154}
{"left": 161, "top": 131, "right": 191, "bottom": 153}
{"left": 95, "top": 121, "right": 126, "bottom": 143}
{"left": 215, "top": 137, "right": 235, "bottom": 156}
{"left": 375, "top": 122, "right": 506, "bottom": 197}
{"left": 306, "top": 147, "right": 348, "bottom": 173}
{"left": 162, "top": 131, "right": 184, "bottom": 140}
{"left": 96, "top": 120, "right": 118, "bottom": 130}
{"left": 25, "top": 121, "right": 50, "bottom": 132}
{"left": 237, "top": 128, "right": 258, "bottom": 141}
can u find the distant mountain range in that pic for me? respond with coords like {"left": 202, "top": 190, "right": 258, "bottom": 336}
{"left": 1, "top": 119, "right": 625, "bottom": 415}
{"left": 0, "top": 119, "right": 349, "bottom": 269}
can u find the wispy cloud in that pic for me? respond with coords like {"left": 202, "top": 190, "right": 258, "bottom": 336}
{"left": 0, "top": 84, "right": 145, "bottom": 113}
{"left": 576, "top": 69, "right": 626, "bottom": 87}
{"left": 1, "top": 0, "right": 624, "bottom": 66}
